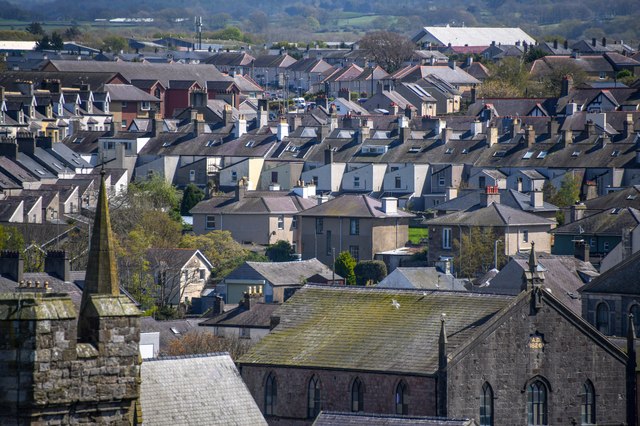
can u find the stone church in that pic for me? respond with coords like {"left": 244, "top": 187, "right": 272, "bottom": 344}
{"left": 0, "top": 172, "right": 142, "bottom": 425}
{"left": 238, "top": 249, "right": 637, "bottom": 425}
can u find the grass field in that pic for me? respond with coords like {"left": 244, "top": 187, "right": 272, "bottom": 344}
{"left": 408, "top": 227, "right": 429, "bottom": 245}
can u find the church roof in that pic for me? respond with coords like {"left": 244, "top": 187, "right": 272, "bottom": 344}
{"left": 238, "top": 285, "right": 512, "bottom": 375}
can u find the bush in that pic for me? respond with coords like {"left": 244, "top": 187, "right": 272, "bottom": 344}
{"left": 354, "top": 260, "right": 387, "bottom": 286}
{"left": 334, "top": 251, "right": 356, "bottom": 285}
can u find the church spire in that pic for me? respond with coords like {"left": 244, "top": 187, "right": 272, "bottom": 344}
{"left": 81, "top": 170, "right": 119, "bottom": 306}
{"left": 524, "top": 241, "right": 544, "bottom": 290}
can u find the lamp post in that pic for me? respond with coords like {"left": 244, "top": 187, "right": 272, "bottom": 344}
{"left": 494, "top": 239, "right": 502, "bottom": 270}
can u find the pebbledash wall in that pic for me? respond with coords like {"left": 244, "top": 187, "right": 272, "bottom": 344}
{"left": 240, "top": 366, "right": 437, "bottom": 426}
{"left": 0, "top": 291, "right": 141, "bottom": 425}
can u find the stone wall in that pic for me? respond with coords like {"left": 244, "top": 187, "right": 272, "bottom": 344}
{"left": 0, "top": 292, "right": 140, "bottom": 426}
{"left": 447, "top": 291, "right": 628, "bottom": 424}
{"left": 241, "top": 365, "right": 436, "bottom": 426}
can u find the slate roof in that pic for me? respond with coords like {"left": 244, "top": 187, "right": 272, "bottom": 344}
{"left": 390, "top": 65, "right": 480, "bottom": 85}
{"left": 0, "top": 199, "right": 22, "bottom": 221}
{"left": 239, "top": 285, "right": 512, "bottom": 374}
{"left": 43, "top": 60, "right": 230, "bottom": 89}
{"left": 139, "top": 317, "right": 204, "bottom": 350}
{"left": 103, "top": 84, "right": 159, "bottom": 102}
{"left": 190, "top": 192, "right": 316, "bottom": 215}
{"left": 552, "top": 207, "right": 640, "bottom": 236}
{"left": 426, "top": 202, "right": 555, "bottom": 227}
{"left": 243, "top": 259, "right": 338, "bottom": 286}
{"left": 473, "top": 254, "right": 598, "bottom": 314}
{"left": 376, "top": 267, "right": 468, "bottom": 291}
{"left": 583, "top": 185, "right": 640, "bottom": 211}
{"left": 313, "top": 412, "right": 476, "bottom": 426}
{"left": 579, "top": 248, "right": 640, "bottom": 295}
{"left": 200, "top": 302, "right": 281, "bottom": 328}
{"left": 145, "top": 248, "right": 212, "bottom": 270}
{"left": 299, "top": 194, "right": 414, "bottom": 218}
{"left": 0, "top": 271, "right": 86, "bottom": 309}
{"left": 140, "top": 353, "right": 267, "bottom": 426}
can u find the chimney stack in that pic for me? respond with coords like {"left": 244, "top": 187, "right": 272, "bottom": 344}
{"left": 441, "top": 127, "right": 451, "bottom": 143}
{"left": 471, "top": 120, "right": 482, "bottom": 137}
{"left": 574, "top": 240, "right": 590, "bottom": 263}
{"left": 570, "top": 202, "right": 586, "bottom": 222}
{"left": 562, "top": 128, "right": 573, "bottom": 145}
{"left": 530, "top": 189, "right": 543, "bottom": 209}
{"left": 592, "top": 38, "right": 597, "bottom": 47}
{"left": 481, "top": 185, "right": 500, "bottom": 207}
{"left": 212, "top": 295, "right": 225, "bottom": 315}
{"left": 289, "top": 114, "right": 302, "bottom": 132}
{"left": 0, "top": 251, "right": 23, "bottom": 282}
{"left": 561, "top": 75, "right": 573, "bottom": 97}
{"left": 324, "top": 146, "right": 334, "bottom": 165}
{"left": 525, "top": 125, "right": 536, "bottom": 148}
{"left": 235, "top": 178, "right": 247, "bottom": 201}
{"left": 553, "top": 39, "right": 558, "bottom": 49}
{"left": 624, "top": 114, "right": 634, "bottom": 139}
{"left": 585, "top": 120, "right": 595, "bottom": 138}
{"left": 235, "top": 114, "right": 247, "bottom": 138}
{"left": 564, "top": 40, "right": 569, "bottom": 49}
{"left": 223, "top": 104, "right": 233, "bottom": 127}
{"left": 0, "top": 140, "right": 18, "bottom": 159}
{"left": 44, "top": 250, "right": 70, "bottom": 282}
{"left": 277, "top": 117, "right": 289, "bottom": 141}
{"left": 381, "top": 197, "right": 398, "bottom": 214}
{"left": 486, "top": 125, "right": 498, "bottom": 147}
{"left": 359, "top": 119, "right": 371, "bottom": 144}
{"left": 512, "top": 118, "right": 521, "bottom": 137}
{"left": 16, "top": 132, "right": 36, "bottom": 154}
{"left": 548, "top": 118, "right": 559, "bottom": 137}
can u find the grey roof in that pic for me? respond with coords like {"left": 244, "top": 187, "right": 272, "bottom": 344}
{"left": 377, "top": 267, "right": 468, "bottom": 291}
{"left": 200, "top": 302, "right": 281, "bottom": 328}
{"left": 146, "top": 248, "right": 212, "bottom": 270}
{"left": 474, "top": 254, "right": 598, "bottom": 314}
{"left": 239, "top": 285, "right": 513, "bottom": 374}
{"left": 583, "top": 185, "right": 640, "bottom": 211}
{"left": 313, "top": 412, "right": 476, "bottom": 426}
{"left": 552, "top": 207, "right": 640, "bottom": 236}
{"left": 243, "top": 258, "right": 339, "bottom": 286}
{"left": 0, "top": 271, "right": 86, "bottom": 309}
{"left": 103, "top": 84, "right": 160, "bottom": 102}
{"left": 140, "top": 353, "right": 267, "bottom": 426}
{"left": 299, "top": 194, "right": 414, "bottom": 218}
{"left": 414, "top": 26, "right": 535, "bottom": 47}
{"left": 43, "top": 60, "right": 230, "bottom": 89}
{"left": 190, "top": 192, "right": 316, "bottom": 215}
{"left": 426, "top": 202, "right": 555, "bottom": 227}
{"left": 579, "top": 248, "right": 640, "bottom": 295}
{"left": 139, "top": 317, "right": 204, "bottom": 352}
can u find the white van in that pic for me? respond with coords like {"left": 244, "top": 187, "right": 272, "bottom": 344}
{"left": 292, "top": 97, "right": 306, "bottom": 109}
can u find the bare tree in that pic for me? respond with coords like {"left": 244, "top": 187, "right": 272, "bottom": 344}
{"left": 359, "top": 31, "right": 415, "bottom": 73}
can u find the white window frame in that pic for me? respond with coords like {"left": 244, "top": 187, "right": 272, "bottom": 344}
{"left": 141, "top": 101, "right": 151, "bottom": 111}
{"left": 442, "top": 228, "right": 452, "bottom": 249}
{"left": 277, "top": 215, "right": 284, "bottom": 230}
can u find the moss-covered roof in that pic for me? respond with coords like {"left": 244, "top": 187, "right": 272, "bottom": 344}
{"left": 0, "top": 292, "right": 76, "bottom": 320}
{"left": 238, "top": 285, "right": 512, "bottom": 375}
{"left": 88, "top": 294, "right": 141, "bottom": 317}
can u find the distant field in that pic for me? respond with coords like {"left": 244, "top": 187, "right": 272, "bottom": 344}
{"left": 408, "top": 227, "right": 429, "bottom": 245}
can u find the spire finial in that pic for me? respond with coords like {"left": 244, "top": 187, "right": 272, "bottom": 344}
{"left": 528, "top": 241, "right": 538, "bottom": 273}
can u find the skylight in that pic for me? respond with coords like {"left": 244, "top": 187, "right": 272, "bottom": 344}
{"left": 572, "top": 151, "right": 581, "bottom": 157}
{"left": 522, "top": 151, "right": 534, "bottom": 159}
{"left": 245, "top": 140, "right": 255, "bottom": 147}
{"left": 611, "top": 150, "right": 620, "bottom": 157}
{"left": 493, "top": 151, "right": 507, "bottom": 157}
{"left": 445, "top": 147, "right": 454, "bottom": 154}
{"left": 408, "top": 146, "right": 421, "bottom": 153}
{"left": 537, "top": 151, "right": 548, "bottom": 159}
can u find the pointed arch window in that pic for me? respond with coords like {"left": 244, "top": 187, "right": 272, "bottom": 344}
{"left": 596, "top": 302, "right": 610, "bottom": 335}
{"left": 264, "top": 372, "right": 277, "bottom": 416}
{"left": 395, "top": 381, "right": 408, "bottom": 415}
{"left": 480, "top": 382, "right": 494, "bottom": 426}
{"left": 351, "top": 378, "right": 364, "bottom": 412}
{"left": 527, "top": 380, "right": 548, "bottom": 425}
{"left": 581, "top": 380, "right": 595, "bottom": 425}
{"left": 307, "top": 376, "right": 321, "bottom": 419}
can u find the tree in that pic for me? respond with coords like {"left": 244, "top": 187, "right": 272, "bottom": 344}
{"left": 25, "top": 22, "right": 44, "bottom": 36}
{"left": 64, "top": 26, "right": 82, "bottom": 40}
{"left": 479, "top": 57, "right": 530, "bottom": 98}
{"left": 0, "top": 225, "right": 24, "bottom": 251}
{"left": 359, "top": 31, "right": 415, "bottom": 73}
{"left": 453, "top": 227, "right": 506, "bottom": 279}
{"left": 179, "top": 231, "right": 265, "bottom": 280}
{"left": 166, "top": 329, "right": 251, "bottom": 360}
{"left": 334, "top": 251, "right": 356, "bottom": 286}
{"left": 265, "top": 240, "right": 295, "bottom": 262}
{"left": 102, "top": 35, "right": 128, "bottom": 53}
{"left": 35, "top": 34, "right": 51, "bottom": 51}
{"left": 354, "top": 260, "right": 387, "bottom": 286}
{"left": 50, "top": 32, "right": 64, "bottom": 51}
{"left": 180, "top": 184, "right": 205, "bottom": 216}
{"left": 550, "top": 172, "right": 581, "bottom": 208}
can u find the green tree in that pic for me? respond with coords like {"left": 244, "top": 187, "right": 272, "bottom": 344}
{"left": 102, "top": 35, "right": 128, "bottom": 53}
{"left": 354, "top": 260, "right": 387, "bottom": 286}
{"left": 64, "top": 26, "right": 82, "bottom": 40}
{"left": 179, "top": 231, "right": 265, "bottom": 280}
{"left": 50, "top": 32, "right": 64, "bottom": 51}
{"left": 359, "top": 30, "right": 415, "bottom": 73}
{"left": 265, "top": 240, "right": 295, "bottom": 262}
{"left": 453, "top": 227, "right": 506, "bottom": 279}
{"left": 25, "top": 22, "right": 44, "bottom": 36}
{"left": 180, "top": 184, "right": 205, "bottom": 215}
{"left": 550, "top": 173, "right": 581, "bottom": 208}
{"left": 35, "top": 34, "right": 51, "bottom": 51}
{"left": 334, "top": 251, "right": 356, "bottom": 286}
{"left": 479, "top": 57, "right": 530, "bottom": 98}
{"left": 0, "top": 225, "right": 24, "bottom": 251}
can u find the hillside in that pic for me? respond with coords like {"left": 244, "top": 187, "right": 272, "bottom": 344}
{"left": 4, "top": 0, "right": 639, "bottom": 44}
